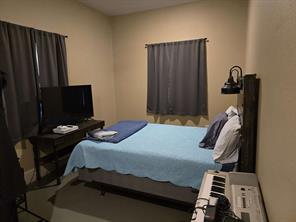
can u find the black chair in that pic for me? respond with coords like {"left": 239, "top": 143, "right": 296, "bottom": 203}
{"left": 0, "top": 71, "right": 48, "bottom": 222}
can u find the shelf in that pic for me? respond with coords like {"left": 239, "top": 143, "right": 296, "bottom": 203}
{"left": 27, "top": 161, "right": 67, "bottom": 191}
{"left": 39, "top": 144, "right": 76, "bottom": 164}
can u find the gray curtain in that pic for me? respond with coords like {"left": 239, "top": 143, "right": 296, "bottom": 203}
{"left": 32, "top": 30, "right": 68, "bottom": 87}
{"left": 0, "top": 21, "right": 69, "bottom": 144}
{"left": 0, "top": 21, "right": 39, "bottom": 143}
{"left": 147, "top": 39, "right": 208, "bottom": 116}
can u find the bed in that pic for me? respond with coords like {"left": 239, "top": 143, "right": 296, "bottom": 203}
{"left": 65, "top": 123, "right": 220, "bottom": 188}
{"left": 64, "top": 74, "right": 259, "bottom": 210}
{"left": 64, "top": 123, "right": 220, "bottom": 206}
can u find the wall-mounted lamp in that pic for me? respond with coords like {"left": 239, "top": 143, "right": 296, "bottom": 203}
{"left": 221, "top": 65, "right": 243, "bottom": 94}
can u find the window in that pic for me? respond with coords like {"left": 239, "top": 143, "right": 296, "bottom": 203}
{"left": 147, "top": 39, "right": 208, "bottom": 116}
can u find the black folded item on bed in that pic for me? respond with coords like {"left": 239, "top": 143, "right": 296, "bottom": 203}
{"left": 88, "top": 120, "right": 148, "bottom": 143}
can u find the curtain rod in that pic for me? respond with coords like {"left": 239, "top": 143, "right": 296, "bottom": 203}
{"left": 145, "top": 38, "right": 209, "bottom": 48}
{"left": 0, "top": 20, "right": 68, "bottom": 38}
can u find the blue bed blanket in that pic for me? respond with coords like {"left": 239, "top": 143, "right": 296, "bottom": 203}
{"left": 64, "top": 123, "right": 221, "bottom": 188}
{"left": 88, "top": 120, "right": 148, "bottom": 143}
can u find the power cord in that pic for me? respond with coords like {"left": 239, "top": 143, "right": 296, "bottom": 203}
{"left": 191, "top": 198, "right": 209, "bottom": 221}
{"left": 191, "top": 196, "right": 245, "bottom": 222}
{"left": 221, "top": 210, "right": 244, "bottom": 222}
{"left": 215, "top": 196, "right": 244, "bottom": 222}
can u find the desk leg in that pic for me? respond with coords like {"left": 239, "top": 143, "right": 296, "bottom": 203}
{"left": 32, "top": 145, "right": 41, "bottom": 181}
{"left": 52, "top": 145, "right": 61, "bottom": 185}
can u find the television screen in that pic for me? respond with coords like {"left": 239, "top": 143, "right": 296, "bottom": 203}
{"left": 41, "top": 85, "right": 94, "bottom": 126}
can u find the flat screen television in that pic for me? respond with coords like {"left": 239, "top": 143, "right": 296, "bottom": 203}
{"left": 41, "top": 85, "right": 94, "bottom": 126}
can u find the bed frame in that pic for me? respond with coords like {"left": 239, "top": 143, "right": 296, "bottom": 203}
{"left": 76, "top": 74, "right": 260, "bottom": 211}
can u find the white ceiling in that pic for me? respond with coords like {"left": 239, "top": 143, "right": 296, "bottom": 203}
{"left": 78, "top": 0, "right": 198, "bottom": 16}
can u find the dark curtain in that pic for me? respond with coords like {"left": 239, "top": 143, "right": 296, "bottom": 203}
{"left": 0, "top": 21, "right": 69, "bottom": 143}
{"left": 0, "top": 71, "right": 26, "bottom": 222}
{"left": 0, "top": 21, "right": 39, "bottom": 143}
{"left": 32, "top": 30, "right": 68, "bottom": 87}
{"left": 147, "top": 39, "right": 208, "bottom": 116}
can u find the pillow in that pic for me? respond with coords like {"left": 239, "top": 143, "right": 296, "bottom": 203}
{"left": 219, "top": 148, "right": 239, "bottom": 164}
{"left": 225, "top": 106, "right": 238, "bottom": 119}
{"left": 213, "top": 115, "right": 241, "bottom": 163}
{"left": 89, "top": 129, "right": 118, "bottom": 139}
{"left": 199, "top": 112, "right": 228, "bottom": 149}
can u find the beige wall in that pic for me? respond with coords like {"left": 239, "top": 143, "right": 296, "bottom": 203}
{"left": 245, "top": 0, "right": 296, "bottom": 221}
{"left": 111, "top": 0, "right": 248, "bottom": 126}
{"left": 0, "top": 0, "right": 117, "bottom": 170}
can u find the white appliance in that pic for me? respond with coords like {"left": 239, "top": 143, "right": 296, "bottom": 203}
{"left": 52, "top": 125, "right": 79, "bottom": 134}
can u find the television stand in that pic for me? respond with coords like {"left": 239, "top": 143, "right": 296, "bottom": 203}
{"left": 28, "top": 119, "right": 104, "bottom": 190}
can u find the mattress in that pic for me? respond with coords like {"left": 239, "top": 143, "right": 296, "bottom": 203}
{"left": 64, "top": 123, "right": 221, "bottom": 188}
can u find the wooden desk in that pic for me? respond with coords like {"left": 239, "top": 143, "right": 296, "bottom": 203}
{"left": 29, "top": 119, "right": 104, "bottom": 187}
